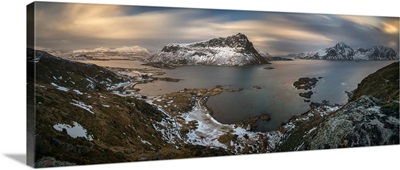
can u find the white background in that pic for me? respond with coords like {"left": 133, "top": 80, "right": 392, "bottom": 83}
{"left": 0, "top": 0, "right": 399, "bottom": 169}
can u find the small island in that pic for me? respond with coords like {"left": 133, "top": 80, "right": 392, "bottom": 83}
{"left": 293, "top": 77, "right": 322, "bottom": 101}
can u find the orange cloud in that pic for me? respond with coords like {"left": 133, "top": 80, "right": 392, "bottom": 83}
{"left": 340, "top": 15, "right": 399, "bottom": 34}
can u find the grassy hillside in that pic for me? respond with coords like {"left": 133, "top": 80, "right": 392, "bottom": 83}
{"left": 30, "top": 49, "right": 229, "bottom": 167}
{"left": 350, "top": 62, "right": 399, "bottom": 102}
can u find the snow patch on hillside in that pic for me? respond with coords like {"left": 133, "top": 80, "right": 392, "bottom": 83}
{"left": 53, "top": 121, "right": 94, "bottom": 141}
{"left": 70, "top": 99, "right": 94, "bottom": 114}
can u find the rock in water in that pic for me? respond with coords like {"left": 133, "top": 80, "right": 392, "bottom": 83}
{"left": 293, "top": 77, "right": 319, "bottom": 90}
{"left": 299, "top": 91, "right": 313, "bottom": 99}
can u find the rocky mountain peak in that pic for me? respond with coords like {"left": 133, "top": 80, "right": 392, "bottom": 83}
{"left": 150, "top": 33, "right": 269, "bottom": 67}
{"left": 334, "top": 42, "right": 351, "bottom": 49}
{"left": 325, "top": 42, "right": 354, "bottom": 59}
{"left": 180, "top": 33, "right": 253, "bottom": 49}
{"left": 224, "top": 33, "right": 250, "bottom": 47}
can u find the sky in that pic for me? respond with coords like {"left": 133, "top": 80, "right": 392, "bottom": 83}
{"left": 32, "top": 2, "right": 399, "bottom": 56}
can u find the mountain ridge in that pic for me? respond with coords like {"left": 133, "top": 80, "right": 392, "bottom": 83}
{"left": 36, "top": 46, "right": 151, "bottom": 60}
{"left": 289, "top": 42, "right": 398, "bottom": 60}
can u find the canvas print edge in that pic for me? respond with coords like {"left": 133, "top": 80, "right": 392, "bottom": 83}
{"left": 26, "top": 1, "right": 398, "bottom": 168}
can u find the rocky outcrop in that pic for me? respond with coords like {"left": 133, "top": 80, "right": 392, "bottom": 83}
{"left": 276, "top": 62, "right": 399, "bottom": 151}
{"left": 302, "top": 96, "right": 399, "bottom": 149}
{"left": 293, "top": 77, "right": 320, "bottom": 90}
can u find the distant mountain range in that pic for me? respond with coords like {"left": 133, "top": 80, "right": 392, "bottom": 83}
{"left": 72, "top": 46, "right": 150, "bottom": 56}
{"left": 288, "top": 42, "right": 399, "bottom": 60}
{"left": 147, "top": 33, "right": 270, "bottom": 66}
{"left": 37, "top": 46, "right": 151, "bottom": 60}
{"left": 39, "top": 40, "right": 398, "bottom": 63}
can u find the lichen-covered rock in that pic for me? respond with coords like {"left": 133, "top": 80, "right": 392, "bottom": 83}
{"left": 302, "top": 96, "right": 399, "bottom": 150}
{"left": 277, "top": 62, "right": 399, "bottom": 152}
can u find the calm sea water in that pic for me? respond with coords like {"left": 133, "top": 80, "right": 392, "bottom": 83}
{"left": 79, "top": 59, "right": 395, "bottom": 131}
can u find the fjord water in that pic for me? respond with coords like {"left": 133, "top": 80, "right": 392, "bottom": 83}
{"left": 79, "top": 59, "right": 394, "bottom": 131}
{"left": 136, "top": 60, "right": 394, "bottom": 131}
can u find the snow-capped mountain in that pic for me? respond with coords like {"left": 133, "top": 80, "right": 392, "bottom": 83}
{"left": 290, "top": 42, "right": 398, "bottom": 60}
{"left": 73, "top": 46, "right": 150, "bottom": 56}
{"left": 354, "top": 46, "right": 398, "bottom": 60}
{"left": 257, "top": 49, "right": 272, "bottom": 59}
{"left": 37, "top": 46, "right": 151, "bottom": 60}
{"left": 147, "top": 33, "right": 270, "bottom": 66}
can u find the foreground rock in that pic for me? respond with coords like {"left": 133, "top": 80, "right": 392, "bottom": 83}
{"left": 303, "top": 96, "right": 399, "bottom": 149}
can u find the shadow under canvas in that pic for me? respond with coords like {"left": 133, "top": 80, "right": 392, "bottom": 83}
{"left": 4, "top": 154, "right": 26, "bottom": 165}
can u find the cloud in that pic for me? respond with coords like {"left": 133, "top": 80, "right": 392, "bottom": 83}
{"left": 34, "top": 2, "right": 399, "bottom": 55}
{"left": 340, "top": 15, "right": 399, "bottom": 34}
{"left": 36, "top": 4, "right": 174, "bottom": 40}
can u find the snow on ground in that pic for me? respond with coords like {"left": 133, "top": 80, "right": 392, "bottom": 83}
{"left": 177, "top": 101, "right": 278, "bottom": 152}
{"left": 152, "top": 118, "right": 180, "bottom": 144}
{"left": 85, "top": 78, "right": 95, "bottom": 89}
{"left": 138, "top": 136, "right": 153, "bottom": 146}
{"left": 51, "top": 82, "right": 69, "bottom": 92}
{"left": 151, "top": 105, "right": 183, "bottom": 144}
{"left": 303, "top": 127, "right": 317, "bottom": 137}
{"left": 107, "top": 81, "right": 132, "bottom": 90}
{"left": 266, "top": 131, "right": 283, "bottom": 150}
{"left": 70, "top": 99, "right": 94, "bottom": 114}
{"left": 315, "top": 105, "right": 340, "bottom": 117}
{"left": 53, "top": 121, "right": 94, "bottom": 141}
{"left": 294, "top": 142, "right": 305, "bottom": 151}
{"left": 73, "top": 89, "right": 83, "bottom": 95}
{"left": 282, "top": 122, "right": 296, "bottom": 132}
{"left": 367, "top": 106, "right": 381, "bottom": 113}
{"left": 181, "top": 102, "right": 232, "bottom": 149}
{"left": 144, "top": 95, "right": 289, "bottom": 153}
